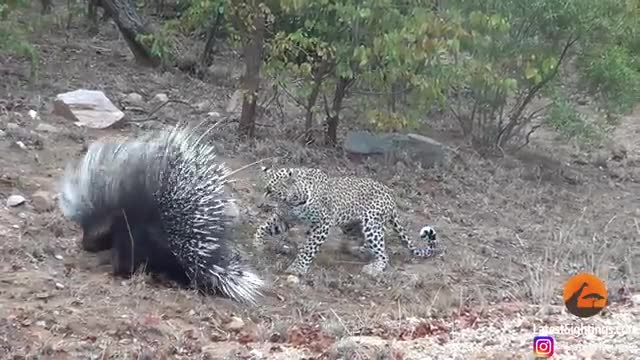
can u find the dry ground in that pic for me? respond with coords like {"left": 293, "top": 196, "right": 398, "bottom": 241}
{"left": 0, "top": 5, "right": 639, "bottom": 360}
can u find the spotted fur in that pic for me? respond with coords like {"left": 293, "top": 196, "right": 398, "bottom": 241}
{"left": 58, "top": 124, "right": 263, "bottom": 304}
{"left": 254, "top": 167, "right": 437, "bottom": 275}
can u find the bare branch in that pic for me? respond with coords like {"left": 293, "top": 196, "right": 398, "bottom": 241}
{"left": 497, "top": 35, "right": 579, "bottom": 147}
{"left": 277, "top": 80, "right": 306, "bottom": 108}
{"left": 514, "top": 124, "right": 543, "bottom": 152}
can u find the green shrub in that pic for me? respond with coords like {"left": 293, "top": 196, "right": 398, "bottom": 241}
{"left": 580, "top": 45, "right": 640, "bottom": 115}
{"left": 0, "top": 0, "right": 40, "bottom": 81}
{"left": 544, "top": 95, "right": 609, "bottom": 146}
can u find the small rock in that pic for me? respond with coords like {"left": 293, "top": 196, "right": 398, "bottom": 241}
{"left": 610, "top": 144, "right": 627, "bottom": 161}
{"left": 286, "top": 275, "right": 300, "bottom": 285}
{"left": 207, "top": 111, "right": 221, "bottom": 118}
{"left": 152, "top": 93, "right": 169, "bottom": 103}
{"left": 123, "top": 92, "right": 145, "bottom": 107}
{"left": 35, "top": 123, "right": 60, "bottom": 133}
{"left": 631, "top": 293, "right": 640, "bottom": 306}
{"left": 7, "top": 195, "right": 26, "bottom": 207}
{"left": 55, "top": 282, "right": 64, "bottom": 289}
{"left": 14, "top": 141, "right": 27, "bottom": 150}
{"left": 195, "top": 101, "right": 212, "bottom": 112}
{"left": 31, "top": 190, "right": 55, "bottom": 212}
{"left": 54, "top": 89, "right": 125, "bottom": 129}
{"left": 54, "top": 254, "right": 64, "bottom": 260}
{"left": 6, "top": 123, "right": 20, "bottom": 130}
{"left": 226, "top": 89, "right": 244, "bottom": 113}
{"left": 225, "top": 316, "right": 245, "bottom": 331}
{"left": 28, "top": 110, "right": 39, "bottom": 120}
{"left": 0, "top": 130, "right": 5, "bottom": 137}
{"left": 248, "top": 349, "right": 264, "bottom": 359}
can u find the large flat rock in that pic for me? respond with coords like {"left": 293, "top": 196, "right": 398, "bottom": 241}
{"left": 53, "top": 89, "right": 125, "bottom": 129}
{"left": 343, "top": 130, "right": 448, "bottom": 168}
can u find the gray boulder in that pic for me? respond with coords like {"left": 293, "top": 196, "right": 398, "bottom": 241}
{"left": 343, "top": 131, "right": 447, "bottom": 168}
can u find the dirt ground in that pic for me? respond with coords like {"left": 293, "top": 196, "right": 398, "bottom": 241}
{"left": 1, "top": 6, "right": 639, "bottom": 360}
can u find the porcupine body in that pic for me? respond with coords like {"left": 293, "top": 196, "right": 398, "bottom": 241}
{"left": 57, "top": 125, "right": 263, "bottom": 304}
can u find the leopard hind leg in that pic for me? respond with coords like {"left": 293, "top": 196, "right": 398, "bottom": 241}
{"left": 360, "top": 216, "right": 389, "bottom": 276}
{"left": 338, "top": 221, "right": 371, "bottom": 259}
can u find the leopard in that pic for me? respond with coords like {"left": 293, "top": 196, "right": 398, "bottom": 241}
{"left": 253, "top": 166, "right": 438, "bottom": 276}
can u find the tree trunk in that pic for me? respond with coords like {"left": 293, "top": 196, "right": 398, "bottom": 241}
{"left": 303, "top": 62, "right": 328, "bottom": 144}
{"left": 87, "top": 0, "right": 101, "bottom": 35}
{"left": 237, "top": 11, "right": 266, "bottom": 138}
{"left": 100, "top": 0, "right": 161, "bottom": 67}
{"left": 389, "top": 80, "right": 402, "bottom": 113}
{"left": 40, "top": 0, "right": 53, "bottom": 14}
{"left": 200, "top": 9, "right": 223, "bottom": 68}
{"left": 325, "top": 77, "right": 351, "bottom": 146}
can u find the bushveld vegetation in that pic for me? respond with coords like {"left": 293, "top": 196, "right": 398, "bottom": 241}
{"left": 3, "top": 0, "right": 640, "bottom": 150}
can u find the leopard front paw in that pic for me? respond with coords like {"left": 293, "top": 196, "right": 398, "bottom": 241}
{"left": 253, "top": 235, "right": 266, "bottom": 251}
{"left": 361, "top": 262, "right": 386, "bottom": 276}
{"left": 285, "top": 261, "right": 309, "bottom": 276}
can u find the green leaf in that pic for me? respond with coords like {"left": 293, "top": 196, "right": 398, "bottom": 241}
{"left": 359, "top": 7, "right": 372, "bottom": 19}
{"left": 525, "top": 66, "right": 539, "bottom": 80}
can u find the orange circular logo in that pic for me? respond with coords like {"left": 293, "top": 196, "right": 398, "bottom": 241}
{"left": 562, "top": 272, "right": 608, "bottom": 318}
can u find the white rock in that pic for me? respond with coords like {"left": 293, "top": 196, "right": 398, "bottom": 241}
{"left": 123, "top": 92, "right": 145, "bottom": 107}
{"left": 7, "top": 195, "right": 26, "bottom": 207}
{"left": 28, "top": 110, "right": 39, "bottom": 120}
{"left": 286, "top": 275, "right": 300, "bottom": 285}
{"left": 53, "top": 89, "right": 124, "bottom": 129}
{"left": 225, "top": 316, "right": 245, "bottom": 331}
{"left": 152, "top": 93, "right": 169, "bottom": 103}
{"left": 31, "top": 190, "right": 55, "bottom": 212}
{"left": 35, "top": 123, "right": 59, "bottom": 133}
{"left": 195, "top": 101, "right": 212, "bottom": 112}
{"left": 225, "top": 89, "right": 244, "bottom": 113}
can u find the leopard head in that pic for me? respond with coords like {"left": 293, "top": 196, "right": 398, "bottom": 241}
{"left": 259, "top": 166, "right": 296, "bottom": 202}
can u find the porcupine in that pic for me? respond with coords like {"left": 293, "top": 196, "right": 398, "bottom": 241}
{"left": 57, "top": 124, "right": 263, "bottom": 304}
